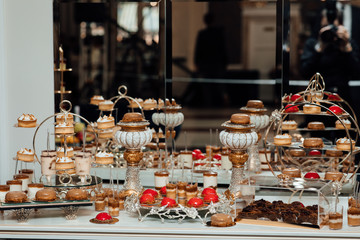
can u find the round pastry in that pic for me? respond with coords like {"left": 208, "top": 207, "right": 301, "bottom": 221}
{"left": 65, "top": 189, "right": 88, "bottom": 201}
{"left": 187, "top": 197, "right": 204, "bottom": 208}
{"left": 309, "top": 150, "right": 321, "bottom": 156}
{"left": 246, "top": 100, "right": 264, "bottom": 109}
{"left": 143, "top": 98, "right": 157, "bottom": 110}
{"left": 90, "top": 212, "right": 119, "bottom": 224}
{"left": 140, "top": 193, "right": 155, "bottom": 204}
{"left": 160, "top": 186, "right": 166, "bottom": 195}
{"left": 55, "top": 157, "right": 75, "bottom": 170}
{"left": 274, "top": 134, "right": 292, "bottom": 146}
{"left": 35, "top": 188, "right": 57, "bottom": 202}
{"left": 324, "top": 171, "right": 343, "bottom": 181}
{"left": 325, "top": 149, "right": 343, "bottom": 157}
{"left": 327, "top": 106, "right": 343, "bottom": 115}
{"left": 336, "top": 137, "right": 356, "bottom": 151}
{"left": 230, "top": 114, "right": 250, "bottom": 124}
{"left": 17, "top": 114, "right": 37, "bottom": 128}
{"left": 307, "top": 121, "right": 325, "bottom": 130}
{"left": 121, "top": 112, "right": 143, "bottom": 122}
{"left": 56, "top": 113, "right": 73, "bottom": 124}
{"left": 303, "top": 104, "right": 321, "bottom": 114}
{"left": 161, "top": 197, "right": 177, "bottom": 208}
{"left": 95, "top": 151, "right": 114, "bottom": 164}
{"left": 282, "top": 120, "right": 297, "bottom": 130}
{"left": 55, "top": 122, "right": 74, "bottom": 135}
{"left": 335, "top": 119, "right": 351, "bottom": 129}
{"left": 17, "top": 148, "right": 35, "bottom": 162}
{"left": 290, "top": 94, "right": 303, "bottom": 102}
{"left": 143, "top": 189, "right": 158, "bottom": 198}
{"left": 284, "top": 104, "right": 299, "bottom": 113}
{"left": 203, "top": 194, "right": 219, "bottom": 203}
{"left": 202, "top": 187, "right": 217, "bottom": 197}
{"left": 303, "top": 137, "right": 324, "bottom": 148}
{"left": 129, "top": 98, "right": 143, "bottom": 108}
{"left": 90, "top": 95, "right": 104, "bottom": 105}
{"left": 282, "top": 168, "right": 301, "bottom": 178}
{"left": 56, "top": 147, "right": 74, "bottom": 158}
{"left": 97, "top": 115, "right": 115, "bottom": 129}
{"left": 98, "top": 100, "right": 114, "bottom": 111}
{"left": 97, "top": 129, "right": 113, "bottom": 139}
{"left": 304, "top": 171, "right": 320, "bottom": 179}
{"left": 5, "top": 191, "right": 28, "bottom": 203}
{"left": 210, "top": 213, "right": 234, "bottom": 227}
{"left": 289, "top": 149, "right": 306, "bottom": 157}
{"left": 327, "top": 93, "right": 342, "bottom": 101}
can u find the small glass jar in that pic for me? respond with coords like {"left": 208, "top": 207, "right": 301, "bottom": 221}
{"left": 13, "top": 174, "right": 30, "bottom": 191}
{"left": 108, "top": 198, "right": 120, "bottom": 217}
{"left": 154, "top": 171, "right": 169, "bottom": 190}
{"left": 95, "top": 197, "right": 106, "bottom": 211}
{"left": 0, "top": 185, "right": 10, "bottom": 202}
{"left": 203, "top": 171, "right": 218, "bottom": 189}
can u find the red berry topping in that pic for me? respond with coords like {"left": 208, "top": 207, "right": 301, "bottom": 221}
{"left": 187, "top": 197, "right": 204, "bottom": 208}
{"left": 160, "top": 186, "right": 166, "bottom": 195}
{"left": 213, "top": 154, "right": 221, "bottom": 161}
{"left": 309, "top": 150, "right": 321, "bottom": 156}
{"left": 284, "top": 104, "right": 299, "bottom": 113}
{"left": 197, "top": 153, "right": 206, "bottom": 160}
{"left": 283, "top": 95, "right": 290, "bottom": 102}
{"left": 328, "top": 93, "right": 341, "bottom": 101}
{"left": 327, "top": 106, "right": 343, "bottom": 115}
{"left": 192, "top": 149, "right": 202, "bottom": 155}
{"left": 96, "top": 212, "right": 112, "bottom": 221}
{"left": 291, "top": 94, "right": 303, "bottom": 102}
{"left": 140, "top": 193, "right": 155, "bottom": 204}
{"left": 201, "top": 188, "right": 217, "bottom": 197}
{"left": 203, "top": 193, "right": 219, "bottom": 203}
{"left": 143, "top": 189, "right": 158, "bottom": 198}
{"left": 304, "top": 171, "right": 320, "bottom": 179}
{"left": 161, "top": 197, "right": 177, "bottom": 208}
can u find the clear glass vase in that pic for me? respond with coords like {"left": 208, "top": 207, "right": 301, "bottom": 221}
{"left": 123, "top": 165, "right": 142, "bottom": 193}
{"left": 247, "top": 143, "right": 261, "bottom": 174}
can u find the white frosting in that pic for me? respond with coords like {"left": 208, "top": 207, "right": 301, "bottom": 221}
{"left": 144, "top": 98, "right": 156, "bottom": 104}
{"left": 337, "top": 138, "right": 353, "bottom": 144}
{"left": 97, "top": 115, "right": 114, "bottom": 123}
{"left": 203, "top": 176, "right": 217, "bottom": 188}
{"left": 336, "top": 119, "right": 351, "bottom": 124}
{"left": 56, "top": 113, "right": 72, "bottom": 119}
{"left": 57, "top": 147, "right": 73, "bottom": 152}
{"left": 9, "top": 185, "right": 22, "bottom": 192}
{"left": 18, "top": 148, "right": 34, "bottom": 155}
{"left": 283, "top": 120, "right": 297, "bottom": 125}
{"left": 348, "top": 215, "right": 360, "bottom": 219}
{"left": 274, "top": 134, "right": 291, "bottom": 139}
{"left": 100, "top": 100, "right": 113, "bottom": 105}
{"left": 96, "top": 151, "right": 114, "bottom": 157}
{"left": 92, "top": 95, "right": 104, "bottom": 100}
{"left": 56, "top": 157, "right": 73, "bottom": 163}
{"left": 304, "top": 104, "right": 318, "bottom": 108}
{"left": 154, "top": 175, "right": 169, "bottom": 188}
{"left": 19, "top": 114, "right": 36, "bottom": 121}
{"left": 329, "top": 219, "right": 343, "bottom": 224}
{"left": 55, "top": 122, "right": 72, "bottom": 127}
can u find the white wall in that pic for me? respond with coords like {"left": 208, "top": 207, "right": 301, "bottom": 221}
{"left": 0, "top": 0, "right": 54, "bottom": 183}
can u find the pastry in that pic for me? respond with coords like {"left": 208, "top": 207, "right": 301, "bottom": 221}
{"left": 336, "top": 137, "right": 355, "bottom": 151}
{"left": 97, "top": 129, "right": 113, "bottom": 139}
{"left": 5, "top": 191, "right": 28, "bottom": 203}
{"left": 35, "top": 188, "right": 57, "bottom": 202}
{"left": 17, "top": 148, "right": 35, "bottom": 162}
{"left": 324, "top": 171, "right": 343, "bottom": 181}
{"left": 203, "top": 171, "right": 218, "bottom": 189}
{"left": 90, "top": 212, "right": 119, "bottom": 224}
{"left": 309, "top": 150, "right": 321, "bottom": 156}
{"left": 185, "top": 184, "right": 198, "bottom": 201}
{"left": 160, "top": 197, "right": 177, "bottom": 208}
{"left": 142, "top": 189, "right": 158, "bottom": 198}
{"left": 97, "top": 115, "right": 115, "bottom": 129}
{"left": 55, "top": 122, "right": 74, "bottom": 134}
{"left": 284, "top": 104, "right": 299, "bottom": 113}
{"left": 177, "top": 181, "right": 187, "bottom": 198}
{"left": 90, "top": 95, "right": 104, "bottom": 105}
{"left": 121, "top": 112, "right": 143, "bottom": 122}
{"left": 95, "top": 151, "right": 114, "bottom": 164}
{"left": 307, "top": 121, "right": 325, "bottom": 130}
{"left": 230, "top": 114, "right": 250, "bottom": 124}
{"left": 304, "top": 172, "right": 320, "bottom": 179}
{"left": 17, "top": 114, "right": 37, "bottom": 128}
{"left": 325, "top": 149, "right": 343, "bottom": 157}
{"left": 348, "top": 207, "right": 360, "bottom": 226}
{"left": 335, "top": 119, "right": 351, "bottom": 129}
{"left": 56, "top": 147, "right": 74, "bottom": 158}
{"left": 187, "top": 197, "right": 204, "bottom": 208}
{"left": 282, "top": 167, "right": 301, "bottom": 178}
{"left": 165, "top": 183, "right": 176, "bottom": 199}
{"left": 274, "top": 134, "right": 292, "bottom": 145}
{"left": 327, "top": 93, "right": 341, "bottom": 101}
{"left": 55, "top": 157, "right": 75, "bottom": 170}
{"left": 86, "top": 122, "right": 97, "bottom": 132}
{"left": 282, "top": 120, "right": 297, "bottom": 130}
{"left": 210, "top": 213, "right": 234, "bottom": 227}
{"left": 98, "top": 100, "right": 114, "bottom": 111}
{"left": 95, "top": 196, "right": 106, "bottom": 211}
{"left": 302, "top": 104, "right": 321, "bottom": 114}
{"left": 6, "top": 180, "right": 22, "bottom": 192}
{"left": 246, "top": 100, "right": 264, "bottom": 108}
{"left": 303, "top": 137, "right": 323, "bottom": 148}
{"left": 56, "top": 113, "right": 73, "bottom": 124}
{"left": 158, "top": 98, "right": 164, "bottom": 109}
{"left": 329, "top": 212, "right": 343, "bottom": 230}
{"left": 327, "top": 106, "right": 343, "bottom": 115}
{"left": 203, "top": 193, "right": 219, "bottom": 203}
{"left": 140, "top": 193, "right": 155, "bottom": 204}
{"left": 129, "top": 98, "right": 143, "bottom": 108}
{"left": 28, "top": 183, "right": 44, "bottom": 200}
{"left": 65, "top": 189, "right": 88, "bottom": 200}
{"left": 289, "top": 149, "right": 306, "bottom": 157}
{"left": 290, "top": 94, "right": 303, "bottom": 102}
{"left": 108, "top": 198, "right": 120, "bottom": 217}
{"left": 143, "top": 98, "right": 157, "bottom": 110}
{"left": 202, "top": 187, "right": 216, "bottom": 197}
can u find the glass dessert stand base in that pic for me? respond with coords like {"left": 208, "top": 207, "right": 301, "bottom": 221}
{"left": 124, "top": 194, "right": 233, "bottom": 224}
{"left": 0, "top": 201, "right": 93, "bottom": 222}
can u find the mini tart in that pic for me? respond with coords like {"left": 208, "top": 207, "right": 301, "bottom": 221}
{"left": 324, "top": 171, "right": 343, "bottom": 181}
{"left": 35, "top": 188, "right": 57, "bottom": 202}
{"left": 55, "top": 122, "right": 74, "bottom": 135}
{"left": 140, "top": 193, "right": 156, "bottom": 204}
{"left": 203, "top": 194, "right": 219, "bottom": 203}
{"left": 335, "top": 119, "right": 351, "bottom": 129}
{"left": 307, "top": 121, "right": 325, "bottom": 130}
{"left": 336, "top": 137, "right": 356, "bottom": 151}
{"left": 186, "top": 197, "right": 204, "bottom": 208}
{"left": 98, "top": 100, "right": 114, "bottom": 111}
{"left": 274, "top": 134, "right": 292, "bottom": 146}
{"left": 289, "top": 149, "right": 306, "bottom": 157}
{"left": 65, "top": 189, "right": 88, "bottom": 201}
{"left": 282, "top": 120, "right": 297, "bottom": 130}
{"left": 56, "top": 113, "right": 73, "bottom": 124}
{"left": 97, "top": 115, "right": 115, "bottom": 129}
{"left": 5, "top": 191, "right": 28, "bottom": 203}
{"left": 160, "top": 197, "right": 177, "bottom": 208}
{"left": 303, "top": 104, "right": 321, "bottom": 114}
{"left": 210, "top": 213, "right": 235, "bottom": 227}
{"left": 282, "top": 167, "right": 301, "bottom": 178}
{"left": 325, "top": 149, "right": 343, "bottom": 157}
{"left": 90, "top": 95, "right": 104, "bottom": 105}
{"left": 56, "top": 147, "right": 74, "bottom": 158}
{"left": 129, "top": 98, "right": 143, "bottom": 108}
{"left": 17, "top": 114, "right": 37, "bottom": 128}
{"left": 95, "top": 151, "right": 114, "bottom": 164}
{"left": 55, "top": 157, "right": 75, "bottom": 170}
{"left": 90, "top": 212, "right": 119, "bottom": 224}
{"left": 143, "top": 98, "right": 157, "bottom": 110}
{"left": 17, "top": 148, "right": 35, "bottom": 162}
{"left": 97, "top": 129, "right": 113, "bottom": 139}
{"left": 303, "top": 137, "right": 324, "bottom": 148}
